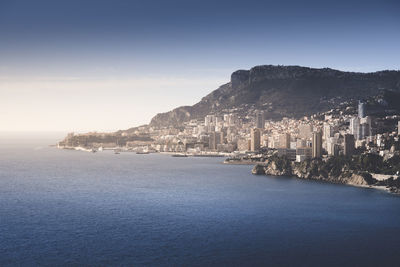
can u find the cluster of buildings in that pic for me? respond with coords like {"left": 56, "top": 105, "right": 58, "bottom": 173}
{"left": 60, "top": 100, "right": 400, "bottom": 161}
{"left": 138, "top": 100, "right": 399, "bottom": 161}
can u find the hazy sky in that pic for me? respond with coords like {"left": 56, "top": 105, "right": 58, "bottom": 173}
{"left": 1, "top": 0, "right": 399, "bottom": 132}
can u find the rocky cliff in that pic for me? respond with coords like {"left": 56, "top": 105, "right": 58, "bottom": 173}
{"left": 150, "top": 65, "right": 400, "bottom": 127}
{"left": 252, "top": 156, "right": 378, "bottom": 188}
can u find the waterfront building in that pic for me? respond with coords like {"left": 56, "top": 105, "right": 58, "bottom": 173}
{"left": 377, "top": 134, "right": 384, "bottom": 148}
{"left": 312, "top": 131, "right": 322, "bottom": 158}
{"left": 279, "top": 133, "right": 290, "bottom": 149}
{"left": 205, "top": 115, "right": 216, "bottom": 127}
{"left": 344, "top": 134, "right": 355, "bottom": 156}
{"left": 360, "top": 123, "right": 370, "bottom": 140}
{"left": 296, "top": 139, "right": 307, "bottom": 148}
{"left": 323, "top": 123, "right": 334, "bottom": 150}
{"left": 207, "top": 125, "right": 215, "bottom": 133}
{"left": 237, "top": 138, "right": 250, "bottom": 151}
{"left": 277, "top": 148, "right": 296, "bottom": 161}
{"left": 215, "top": 116, "right": 223, "bottom": 125}
{"left": 358, "top": 101, "right": 366, "bottom": 118}
{"left": 398, "top": 121, "right": 400, "bottom": 135}
{"left": 219, "top": 130, "right": 226, "bottom": 144}
{"left": 209, "top": 131, "right": 221, "bottom": 151}
{"left": 326, "top": 137, "right": 339, "bottom": 156}
{"left": 224, "top": 113, "right": 238, "bottom": 127}
{"left": 223, "top": 115, "right": 229, "bottom": 127}
{"left": 323, "top": 123, "right": 333, "bottom": 140}
{"left": 360, "top": 116, "right": 371, "bottom": 126}
{"left": 360, "top": 116, "right": 372, "bottom": 137}
{"left": 290, "top": 141, "right": 297, "bottom": 149}
{"left": 299, "top": 123, "right": 313, "bottom": 140}
{"left": 267, "top": 136, "right": 277, "bottom": 149}
{"left": 306, "top": 140, "right": 313, "bottom": 147}
{"left": 350, "top": 117, "right": 361, "bottom": 140}
{"left": 296, "top": 147, "right": 312, "bottom": 161}
{"left": 216, "top": 143, "right": 236, "bottom": 152}
{"left": 262, "top": 135, "right": 269, "bottom": 147}
{"left": 296, "top": 154, "right": 307, "bottom": 162}
{"left": 255, "top": 111, "right": 265, "bottom": 129}
{"left": 226, "top": 127, "right": 238, "bottom": 143}
{"left": 250, "top": 128, "right": 261, "bottom": 152}
{"left": 195, "top": 125, "right": 206, "bottom": 135}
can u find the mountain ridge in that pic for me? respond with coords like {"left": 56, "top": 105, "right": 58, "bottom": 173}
{"left": 150, "top": 65, "right": 400, "bottom": 127}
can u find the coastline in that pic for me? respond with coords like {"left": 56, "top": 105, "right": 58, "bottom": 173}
{"left": 56, "top": 145, "right": 399, "bottom": 195}
{"left": 251, "top": 158, "right": 400, "bottom": 195}
{"left": 57, "top": 145, "right": 231, "bottom": 157}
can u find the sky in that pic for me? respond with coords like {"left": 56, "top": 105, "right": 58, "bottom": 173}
{"left": 0, "top": 0, "right": 399, "bottom": 132}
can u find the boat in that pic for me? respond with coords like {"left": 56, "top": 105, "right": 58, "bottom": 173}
{"left": 136, "top": 151, "right": 150, "bottom": 154}
{"left": 172, "top": 153, "right": 188, "bottom": 157}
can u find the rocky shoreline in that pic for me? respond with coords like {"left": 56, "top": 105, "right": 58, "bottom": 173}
{"left": 251, "top": 155, "right": 400, "bottom": 194}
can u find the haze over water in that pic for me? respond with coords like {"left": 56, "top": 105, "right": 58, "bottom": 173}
{"left": 1, "top": 134, "right": 399, "bottom": 266}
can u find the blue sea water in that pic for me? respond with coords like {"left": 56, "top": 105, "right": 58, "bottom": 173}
{"left": 0, "top": 133, "right": 400, "bottom": 266}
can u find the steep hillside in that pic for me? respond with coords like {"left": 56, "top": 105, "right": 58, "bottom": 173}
{"left": 150, "top": 65, "right": 400, "bottom": 127}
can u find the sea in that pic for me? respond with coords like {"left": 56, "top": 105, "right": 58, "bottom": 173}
{"left": 0, "top": 133, "right": 400, "bottom": 266}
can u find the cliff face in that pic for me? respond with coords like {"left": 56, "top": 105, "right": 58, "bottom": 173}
{"left": 252, "top": 157, "right": 377, "bottom": 187}
{"left": 150, "top": 65, "right": 400, "bottom": 127}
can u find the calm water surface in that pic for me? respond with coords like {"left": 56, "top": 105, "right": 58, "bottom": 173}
{"left": 0, "top": 134, "right": 399, "bottom": 266}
